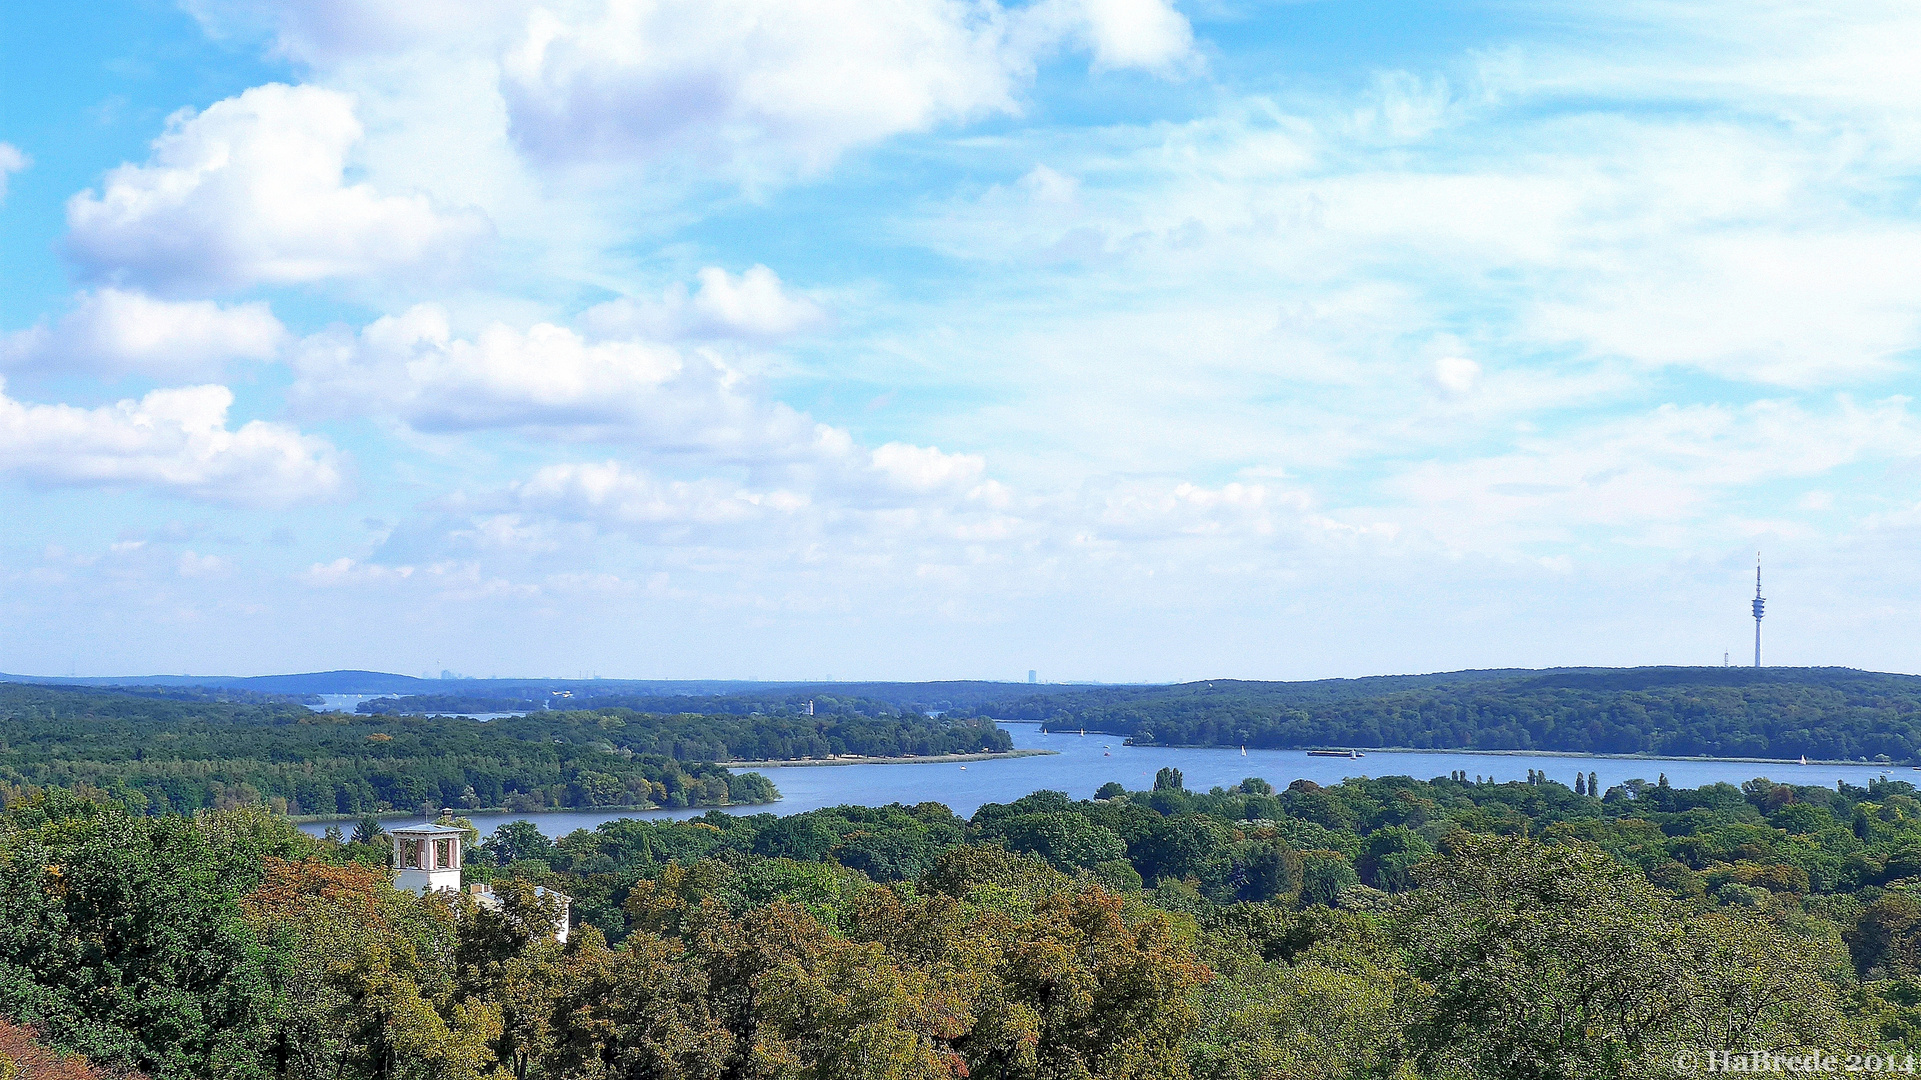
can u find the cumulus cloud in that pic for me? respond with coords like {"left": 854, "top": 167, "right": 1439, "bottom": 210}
{"left": 0, "top": 378, "right": 345, "bottom": 504}
{"left": 0, "top": 143, "right": 28, "bottom": 202}
{"left": 579, "top": 266, "right": 826, "bottom": 342}
{"left": 65, "top": 83, "right": 488, "bottom": 294}
{"left": 289, "top": 305, "right": 821, "bottom": 454}
{"left": 501, "top": 1, "right": 1012, "bottom": 171}
{"left": 188, "top": 0, "right": 1197, "bottom": 178}
{"left": 1, "top": 289, "right": 284, "bottom": 380}
{"left": 496, "top": 0, "right": 1193, "bottom": 173}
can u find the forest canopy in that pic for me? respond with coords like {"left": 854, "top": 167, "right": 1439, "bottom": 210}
{"left": 350, "top": 667, "right": 1921, "bottom": 763}
{"left": 0, "top": 685, "right": 777, "bottom": 816}
{"left": 3, "top": 767, "right": 1918, "bottom": 1079}
{"left": 964, "top": 667, "right": 1921, "bottom": 762}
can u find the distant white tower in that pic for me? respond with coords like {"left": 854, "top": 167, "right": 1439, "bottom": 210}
{"left": 391, "top": 823, "right": 466, "bottom": 894}
{"left": 1752, "top": 552, "right": 1766, "bottom": 668}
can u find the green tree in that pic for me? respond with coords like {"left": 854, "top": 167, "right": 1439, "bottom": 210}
{"left": 1403, "top": 834, "right": 1847, "bottom": 1079}
{"left": 482, "top": 821, "right": 553, "bottom": 867}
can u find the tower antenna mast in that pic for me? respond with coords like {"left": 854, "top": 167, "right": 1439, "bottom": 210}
{"left": 1752, "top": 552, "right": 1765, "bottom": 668}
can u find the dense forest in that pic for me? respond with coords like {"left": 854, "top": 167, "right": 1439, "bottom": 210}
{"left": 361, "top": 685, "right": 1065, "bottom": 723}
{"left": 4, "top": 766, "right": 1920, "bottom": 1078}
{"left": 351, "top": 699, "right": 1017, "bottom": 762}
{"left": 967, "top": 668, "right": 1921, "bottom": 761}
{"left": 354, "top": 667, "right": 1921, "bottom": 763}
{"left": 0, "top": 686, "right": 776, "bottom": 816}
{"left": 485, "top": 709, "right": 1012, "bottom": 762}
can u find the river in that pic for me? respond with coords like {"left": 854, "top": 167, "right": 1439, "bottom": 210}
{"left": 296, "top": 721, "right": 1907, "bottom": 840}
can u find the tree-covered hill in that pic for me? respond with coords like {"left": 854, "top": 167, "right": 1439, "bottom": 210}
{"left": 482, "top": 708, "right": 1014, "bottom": 762}
{"left": 354, "top": 698, "right": 1016, "bottom": 761}
{"left": 959, "top": 667, "right": 1921, "bottom": 761}
{"left": 359, "top": 678, "right": 1114, "bottom": 717}
{"left": 0, "top": 685, "right": 776, "bottom": 816}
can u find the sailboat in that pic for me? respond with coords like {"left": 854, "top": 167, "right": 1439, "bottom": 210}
{"left": 1079, "top": 727, "right": 1085, "bottom": 736}
{"left": 1240, "top": 745, "right": 1247, "bottom": 756}
{"left": 1799, "top": 755, "right": 1809, "bottom": 765}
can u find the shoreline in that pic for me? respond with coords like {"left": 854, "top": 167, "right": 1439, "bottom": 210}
{"left": 288, "top": 799, "right": 776, "bottom": 824}
{"left": 1130, "top": 742, "right": 1903, "bottom": 768}
{"left": 726, "top": 748, "right": 1057, "bottom": 769}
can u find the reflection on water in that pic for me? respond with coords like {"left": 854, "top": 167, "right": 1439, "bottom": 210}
{"left": 299, "top": 722, "right": 1906, "bottom": 840}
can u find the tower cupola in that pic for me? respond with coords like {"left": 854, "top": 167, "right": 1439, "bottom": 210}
{"left": 390, "top": 822, "right": 466, "bottom": 895}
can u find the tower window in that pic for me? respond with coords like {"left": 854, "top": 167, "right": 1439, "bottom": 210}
{"left": 401, "top": 839, "right": 424, "bottom": 869}
{"left": 434, "top": 838, "right": 455, "bottom": 869}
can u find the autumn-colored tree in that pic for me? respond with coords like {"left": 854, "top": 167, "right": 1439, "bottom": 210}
{"left": 0, "top": 1019, "right": 145, "bottom": 1080}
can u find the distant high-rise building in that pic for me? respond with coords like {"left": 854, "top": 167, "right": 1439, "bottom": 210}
{"left": 1752, "top": 552, "right": 1766, "bottom": 668}
{"left": 1028, "top": 669, "right": 1037, "bottom": 684}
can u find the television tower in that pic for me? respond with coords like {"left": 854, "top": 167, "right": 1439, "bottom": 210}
{"left": 1752, "top": 552, "right": 1765, "bottom": 668}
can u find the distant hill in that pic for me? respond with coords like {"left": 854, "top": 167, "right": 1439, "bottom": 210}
{"left": 0, "top": 669, "right": 431, "bottom": 694}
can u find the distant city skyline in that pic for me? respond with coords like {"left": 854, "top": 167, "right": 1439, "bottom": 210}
{"left": 2, "top": 2, "right": 1917, "bottom": 681}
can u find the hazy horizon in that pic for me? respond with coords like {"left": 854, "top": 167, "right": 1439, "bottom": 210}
{"left": 7, "top": 663, "right": 1918, "bottom": 687}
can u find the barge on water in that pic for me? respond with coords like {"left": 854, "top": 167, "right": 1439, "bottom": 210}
{"left": 1306, "top": 749, "right": 1366, "bottom": 759}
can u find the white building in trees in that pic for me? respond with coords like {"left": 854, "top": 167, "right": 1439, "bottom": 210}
{"left": 390, "top": 821, "right": 570, "bottom": 942}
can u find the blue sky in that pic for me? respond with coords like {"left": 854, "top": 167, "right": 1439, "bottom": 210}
{"left": 2, "top": 0, "right": 1917, "bottom": 681}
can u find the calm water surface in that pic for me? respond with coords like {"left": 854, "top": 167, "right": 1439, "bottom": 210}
{"left": 312, "top": 694, "right": 525, "bottom": 721}
{"left": 297, "top": 722, "right": 1908, "bottom": 840}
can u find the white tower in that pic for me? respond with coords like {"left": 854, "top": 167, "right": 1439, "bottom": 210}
{"left": 391, "top": 823, "right": 466, "bottom": 895}
{"left": 1752, "top": 552, "right": 1766, "bottom": 668}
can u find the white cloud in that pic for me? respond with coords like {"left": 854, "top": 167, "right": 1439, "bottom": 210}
{"left": 511, "top": 461, "right": 801, "bottom": 530}
{"left": 0, "top": 143, "right": 28, "bottom": 202}
{"left": 1, "top": 289, "right": 285, "bottom": 380}
{"left": 302, "top": 557, "right": 416, "bottom": 585}
{"left": 497, "top": 0, "right": 1193, "bottom": 174}
{"left": 500, "top": 1, "right": 1012, "bottom": 173}
{"left": 289, "top": 305, "right": 826, "bottom": 454}
{"left": 187, "top": 0, "right": 1197, "bottom": 182}
{"left": 869, "top": 441, "right": 987, "bottom": 492}
{"left": 580, "top": 266, "right": 826, "bottom": 342}
{"left": 1525, "top": 228, "right": 1921, "bottom": 387}
{"left": 65, "top": 83, "right": 488, "bottom": 294}
{"left": 176, "top": 550, "right": 229, "bottom": 577}
{"left": 1382, "top": 396, "right": 1920, "bottom": 549}
{"left": 0, "top": 378, "right": 345, "bottom": 504}
{"left": 1019, "top": 0, "right": 1195, "bottom": 73}
{"left": 1429, "top": 356, "right": 1481, "bottom": 398}
{"left": 183, "top": 0, "right": 524, "bottom": 66}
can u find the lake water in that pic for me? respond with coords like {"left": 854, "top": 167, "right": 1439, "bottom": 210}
{"left": 296, "top": 722, "right": 1908, "bottom": 840}
{"left": 311, "top": 694, "right": 526, "bottom": 722}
